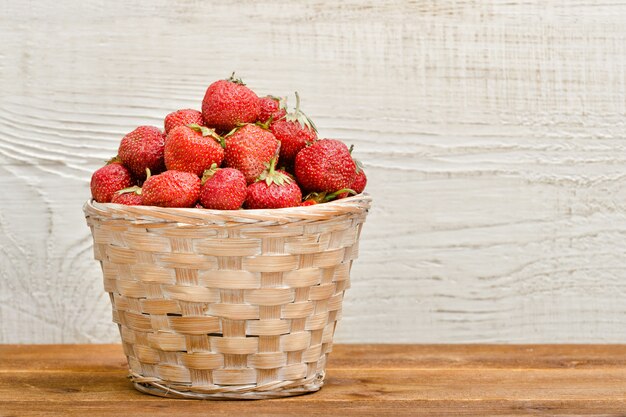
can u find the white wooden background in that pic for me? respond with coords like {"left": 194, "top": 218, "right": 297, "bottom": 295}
{"left": 1, "top": 0, "right": 626, "bottom": 344}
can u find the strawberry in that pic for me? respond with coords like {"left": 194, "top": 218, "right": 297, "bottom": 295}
{"left": 164, "top": 109, "right": 204, "bottom": 134}
{"left": 294, "top": 139, "right": 357, "bottom": 193}
{"left": 118, "top": 126, "right": 165, "bottom": 179}
{"left": 336, "top": 146, "right": 367, "bottom": 198}
{"left": 300, "top": 199, "right": 317, "bottom": 206}
{"left": 199, "top": 165, "right": 247, "bottom": 210}
{"left": 270, "top": 92, "right": 317, "bottom": 169}
{"left": 224, "top": 124, "right": 280, "bottom": 184}
{"left": 142, "top": 170, "right": 201, "bottom": 208}
{"left": 90, "top": 161, "right": 133, "bottom": 203}
{"left": 202, "top": 73, "right": 260, "bottom": 131}
{"left": 111, "top": 186, "right": 143, "bottom": 205}
{"left": 351, "top": 170, "right": 367, "bottom": 194}
{"left": 258, "top": 96, "right": 286, "bottom": 124}
{"left": 245, "top": 158, "right": 302, "bottom": 209}
{"left": 164, "top": 124, "right": 225, "bottom": 176}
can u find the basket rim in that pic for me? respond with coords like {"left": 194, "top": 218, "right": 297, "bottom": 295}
{"left": 84, "top": 193, "right": 372, "bottom": 225}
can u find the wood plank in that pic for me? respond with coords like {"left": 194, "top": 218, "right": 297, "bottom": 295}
{"left": 3, "top": 1, "right": 626, "bottom": 345}
{"left": 2, "top": 369, "right": 626, "bottom": 402}
{"left": 2, "top": 400, "right": 626, "bottom": 417}
{"left": 0, "top": 345, "right": 625, "bottom": 416}
{"left": 0, "top": 344, "right": 127, "bottom": 371}
{"left": 329, "top": 344, "right": 626, "bottom": 369}
{"left": 3, "top": 344, "right": 626, "bottom": 371}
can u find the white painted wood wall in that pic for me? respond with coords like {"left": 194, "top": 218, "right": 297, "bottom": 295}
{"left": 1, "top": 0, "right": 626, "bottom": 343}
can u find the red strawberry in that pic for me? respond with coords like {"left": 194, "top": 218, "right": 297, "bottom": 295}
{"left": 294, "top": 139, "right": 357, "bottom": 193}
{"left": 164, "top": 109, "right": 204, "bottom": 134}
{"left": 351, "top": 170, "right": 367, "bottom": 194}
{"left": 111, "top": 186, "right": 143, "bottom": 205}
{"left": 245, "top": 158, "right": 302, "bottom": 209}
{"left": 270, "top": 92, "right": 317, "bottom": 169}
{"left": 202, "top": 73, "right": 260, "bottom": 131}
{"left": 164, "top": 124, "right": 225, "bottom": 176}
{"left": 118, "top": 126, "right": 165, "bottom": 179}
{"left": 90, "top": 161, "right": 133, "bottom": 203}
{"left": 301, "top": 199, "right": 317, "bottom": 206}
{"left": 199, "top": 165, "right": 247, "bottom": 210}
{"left": 224, "top": 124, "right": 280, "bottom": 184}
{"left": 336, "top": 146, "right": 367, "bottom": 198}
{"left": 142, "top": 170, "right": 201, "bottom": 208}
{"left": 258, "top": 96, "right": 286, "bottom": 124}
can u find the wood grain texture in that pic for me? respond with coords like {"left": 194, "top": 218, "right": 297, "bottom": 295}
{"left": 1, "top": 0, "right": 626, "bottom": 343}
{"left": 1, "top": 344, "right": 626, "bottom": 416}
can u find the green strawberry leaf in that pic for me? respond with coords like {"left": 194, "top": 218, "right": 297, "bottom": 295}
{"left": 255, "top": 118, "right": 272, "bottom": 130}
{"left": 188, "top": 124, "right": 226, "bottom": 148}
{"left": 106, "top": 155, "right": 122, "bottom": 165}
{"left": 348, "top": 145, "right": 364, "bottom": 173}
{"left": 201, "top": 163, "right": 219, "bottom": 185}
{"left": 303, "top": 191, "right": 327, "bottom": 203}
{"left": 354, "top": 158, "right": 364, "bottom": 174}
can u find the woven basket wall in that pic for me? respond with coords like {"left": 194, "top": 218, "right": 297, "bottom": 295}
{"left": 83, "top": 194, "right": 372, "bottom": 399}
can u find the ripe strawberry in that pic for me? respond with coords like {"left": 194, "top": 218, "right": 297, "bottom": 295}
{"left": 258, "top": 96, "right": 286, "bottom": 124}
{"left": 202, "top": 73, "right": 260, "bottom": 131}
{"left": 336, "top": 146, "right": 367, "bottom": 198}
{"left": 294, "top": 139, "right": 357, "bottom": 193}
{"left": 224, "top": 124, "right": 280, "bottom": 184}
{"left": 90, "top": 161, "right": 133, "bottom": 203}
{"left": 270, "top": 92, "right": 317, "bottom": 169}
{"left": 164, "top": 109, "right": 204, "bottom": 134}
{"left": 118, "top": 126, "right": 165, "bottom": 179}
{"left": 164, "top": 124, "right": 225, "bottom": 176}
{"left": 199, "top": 165, "right": 247, "bottom": 210}
{"left": 111, "top": 186, "right": 143, "bottom": 205}
{"left": 142, "top": 170, "right": 201, "bottom": 208}
{"left": 301, "top": 199, "right": 317, "bottom": 206}
{"left": 351, "top": 170, "right": 367, "bottom": 194}
{"left": 245, "top": 158, "right": 302, "bottom": 209}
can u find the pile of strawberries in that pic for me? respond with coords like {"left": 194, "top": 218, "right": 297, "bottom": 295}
{"left": 90, "top": 74, "right": 366, "bottom": 210}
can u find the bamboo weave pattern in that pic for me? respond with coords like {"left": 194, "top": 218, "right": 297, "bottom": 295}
{"left": 84, "top": 194, "right": 371, "bottom": 399}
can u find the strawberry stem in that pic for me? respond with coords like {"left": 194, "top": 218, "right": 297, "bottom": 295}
{"left": 265, "top": 157, "right": 277, "bottom": 185}
{"left": 116, "top": 185, "right": 142, "bottom": 196}
{"left": 285, "top": 92, "right": 318, "bottom": 133}
{"left": 325, "top": 188, "right": 356, "bottom": 202}
{"left": 294, "top": 91, "right": 301, "bottom": 115}
{"left": 227, "top": 72, "right": 245, "bottom": 85}
{"left": 223, "top": 126, "right": 238, "bottom": 139}
{"left": 257, "top": 156, "right": 292, "bottom": 187}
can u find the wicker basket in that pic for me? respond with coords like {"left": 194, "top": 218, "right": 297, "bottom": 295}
{"left": 83, "top": 194, "right": 372, "bottom": 399}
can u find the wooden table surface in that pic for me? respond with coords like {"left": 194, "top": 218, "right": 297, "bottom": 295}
{"left": 1, "top": 344, "right": 625, "bottom": 416}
